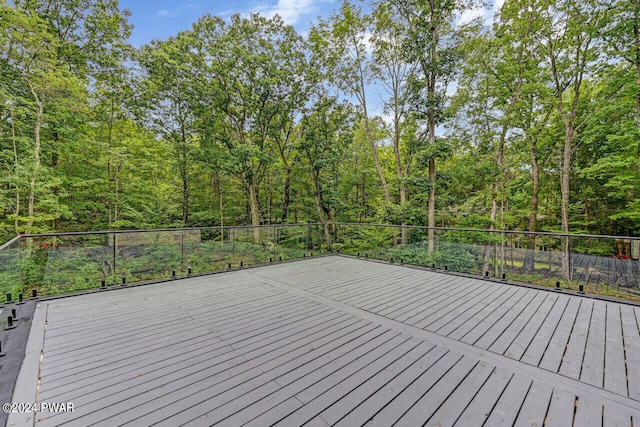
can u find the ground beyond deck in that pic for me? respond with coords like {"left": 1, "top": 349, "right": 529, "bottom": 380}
{"left": 8, "top": 255, "right": 640, "bottom": 426}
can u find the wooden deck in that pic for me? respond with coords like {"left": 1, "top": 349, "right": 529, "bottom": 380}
{"left": 8, "top": 255, "right": 640, "bottom": 426}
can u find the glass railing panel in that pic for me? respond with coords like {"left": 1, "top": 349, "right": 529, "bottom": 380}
{"left": 273, "top": 225, "right": 309, "bottom": 259}
{"left": 495, "top": 233, "right": 563, "bottom": 287}
{"left": 114, "top": 230, "right": 182, "bottom": 283}
{"left": 183, "top": 228, "right": 228, "bottom": 274}
{"left": 569, "top": 236, "right": 640, "bottom": 298}
{"left": 22, "top": 234, "right": 110, "bottom": 296}
{"left": 0, "top": 239, "right": 21, "bottom": 302}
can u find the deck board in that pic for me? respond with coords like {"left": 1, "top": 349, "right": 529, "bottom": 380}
{"left": 7, "top": 255, "right": 640, "bottom": 427}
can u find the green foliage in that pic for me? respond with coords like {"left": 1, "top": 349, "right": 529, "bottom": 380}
{"left": 0, "top": 0, "right": 639, "bottom": 258}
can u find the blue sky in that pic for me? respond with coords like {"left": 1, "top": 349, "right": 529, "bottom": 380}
{"left": 119, "top": 0, "right": 338, "bottom": 46}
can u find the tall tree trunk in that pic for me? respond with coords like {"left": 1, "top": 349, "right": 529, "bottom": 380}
{"left": 362, "top": 110, "right": 390, "bottom": 203}
{"left": 427, "top": 156, "right": 436, "bottom": 253}
{"left": 247, "top": 180, "right": 261, "bottom": 243}
{"left": 283, "top": 168, "right": 292, "bottom": 221}
{"left": 426, "top": 5, "right": 437, "bottom": 254}
{"left": 181, "top": 125, "right": 189, "bottom": 225}
{"left": 484, "top": 125, "right": 507, "bottom": 275}
{"left": 352, "top": 38, "right": 391, "bottom": 203}
{"left": 217, "top": 173, "right": 224, "bottom": 228}
{"left": 114, "top": 163, "right": 119, "bottom": 223}
{"left": 525, "top": 137, "right": 540, "bottom": 272}
{"left": 392, "top": 114, "right": 408, "bottom": 245}
{"left": 28, "top": 95, "right": 43, "bottom": 232}
{"left": 312, "top": 173, "right": 332, "bottom": 248}
{"left": 11, "top": 105, "right": 19, "bottom": 233}
{"left": 560, "top": 124, "right": 572, "bottom": 281}
{"left": 634, "top": 1, "right": 640, "bottom": 173}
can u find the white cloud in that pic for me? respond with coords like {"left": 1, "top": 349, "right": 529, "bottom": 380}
{"left": 252, "top": 0, "right": 320, "bottom": 25}
{"left": 156, "top": 3, "right": 200, "bottom": 18}
{"left": 457, "top": 7, "right": 487, "bottom": 25}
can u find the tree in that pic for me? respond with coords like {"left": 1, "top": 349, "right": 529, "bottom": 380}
{"left": 389, "top": 0, "right": 483, "bottom": 252}
{"left": 138, "top": 32, "right": 200, "bottom": 226}
{"left": 300, "top": 95, "right": 354, "bottom": 247}
{"left": 310, "top": 1, "right": 392, "bottom": 204}
{"left": 193, "top": 14, "right": 308, "bottom": 242}
{"left": 531, "top": 0, "right": 605, "bottom": 278}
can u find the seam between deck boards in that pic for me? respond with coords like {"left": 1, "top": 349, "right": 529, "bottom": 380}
{"left": 249, "top": 269, "right": 640, "bottom": 417}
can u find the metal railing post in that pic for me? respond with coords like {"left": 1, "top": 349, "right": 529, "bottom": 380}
{"left": 113, "top": 233, "right": 117, "bottom": 286}
{"left": 181, "top": 230, "right": 185, "bottom": 273}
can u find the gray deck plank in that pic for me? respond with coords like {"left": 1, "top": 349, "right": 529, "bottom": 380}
{"left": 422, "top": 282, "right": 505, "bottom": 333}
{"left": 543, "top": 389, "right": 575, "bottom": 427}
{"left": 534, "top": 296, "right": 583, "bottom": 371}
{"left": 352, "top": 272, "right": 448, "bottom": 309}
{"left": 190, "top": 336, "right": 425, "bottom": 427}
{"left": 83, "top": 327, "right": 402, "bottom": 427}
{"left": 313, "top": 340, "right": 430, "bottom": 426}
{"left": 453, "top": 367, "right": 513, "bottom": 427}
{"left": 604, "top": 306, "right": 629, "bottom": 397}
{"left": 41, "top": 296, "right": 319, "bottom": 377}
{"left": 622, "top": 305, "right": 640, "bottom": 400}
{"left": 224, "top": 338, "right": 431, "bottom": 426}
{"left": 557, "top": 299, "right": 594, "bottom": 379}
{"left": 333, "top": 345, "right": 448, "bottom": 427}
{"left": 482, "top": 374, "right": 532, "bottom": 427}
{"left": 519, "top": 295, "right": 573, "bottom": 366}
{"left": 420, "top": 362, "right": 495, "bottom": 427}
{"left": 364, "top": 351, "right": 462, "bottom": 427}
{"left": 446, "top": 287, "right": 521, "bottom": 341}
{"left": 380, "top": 277, "right": 475, "bottom": 322}
{"left": 512, "top": 380, "right": 553, "bottom": 427}
{"left": 459, "top": 288, "right": 530, "bottom": 345}
{"left": 580, "top": 300, "right": 606, "bottom": 388}
{"left": 410, "top": 279, "right": 499, "bottom": 330}
{"left": 401, "top": 278, "right": 484, "bottom": 327}
{"left": 603, "top": 405, "right": 632, "bottom": 427}
{"left": 472, "top": 290, "right": 539, "bottom": 350}
{"left": 41, "top": 313, "right": 377, "bottom": 426}
{"left": 488, "top": 292, "right": 547, "bottom": 355}
{"left": 40, "top": 305, "right": 355, "bottom": 399}
{"left": 574, "top": 397, "right": 603, "bottom": 427}
{"left": 393, "top": 356, "right": 478, "bottom": 427}
{"left": 433, "top": 286, "right": 512, "bottom": 337}
{"left": 14, "top": 256, "right": 640, "bottom": 427}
